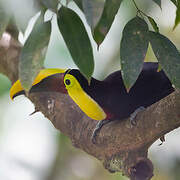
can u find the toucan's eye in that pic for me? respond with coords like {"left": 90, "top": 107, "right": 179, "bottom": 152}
{"left": 64, "top": 74, "right": 75, "bottom": 88}
{"left": 65, "top": 79, "right": 71, "bottom": 85}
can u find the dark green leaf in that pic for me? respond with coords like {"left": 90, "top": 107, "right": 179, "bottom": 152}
{"left": 82, "top": 0, "right": 105, "bottom": 30}
{"left": 147, "top": 16, "right": 159, "bottom": 32}
{"left": 173, "top": 1, "right": 180, "bottom": 29}
{"left": 0, "top": 4, "right": 10, "bottom": 37}
{"left": 152, "top": 0, "right": 161, "bottom": 8}
{"left": 120, "top": 16, "right": 149, "bottom": 89}
{"left": 149, "top": 31, "right": 180, "bottom": 88}
{"left": 93, "top": 0, "right": 123, "bottom": 46}
{"left": 19, "top": 14, "right": 51, "bottom": 91}
{"left": 73, "top": 0, "right": 83, "bottom": 11}
{"left": 170, "top": 0, "right": 177, "bottom": 7}
{"left": 57, "top": 6, "right": 94, "bottom": 80}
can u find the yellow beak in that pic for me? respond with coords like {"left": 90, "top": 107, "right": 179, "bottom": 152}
{"left": 10, "top": 68, "right": 66, "bottom": 99}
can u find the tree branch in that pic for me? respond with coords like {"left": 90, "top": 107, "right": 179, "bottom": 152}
{"left": 1, "top": 32, "right": 180, "bottom": 180}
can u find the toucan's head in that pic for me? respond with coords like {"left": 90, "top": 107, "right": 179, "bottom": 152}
{"left": 10, "top": 68, "right": 106, "bottom": 121}
{"left": 64, "top": 69, "right": 89, "bottom": 91}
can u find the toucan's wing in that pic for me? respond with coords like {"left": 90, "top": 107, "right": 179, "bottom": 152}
{"left": 128, "top": 62, "right": 174, "bottom": 109}
{"left": 89, "top": 71, "right": 130, "bottom": 119}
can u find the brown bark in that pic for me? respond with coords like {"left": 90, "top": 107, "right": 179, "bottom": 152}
{"left": 0, "top": 32, "right": 180, "bottom": 180}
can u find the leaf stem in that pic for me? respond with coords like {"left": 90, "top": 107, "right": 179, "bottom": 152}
{"left": 132, "top": 0, "right": 140, "bottom": 11}
{"left": 132, "top": 0, "right": 148, "bottom": 18}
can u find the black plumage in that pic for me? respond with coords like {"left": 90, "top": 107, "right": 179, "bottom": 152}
{"left": 69, "top": 62, "right": 174, "bottom": 120}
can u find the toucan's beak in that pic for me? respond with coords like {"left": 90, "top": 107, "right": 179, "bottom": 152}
{"left": 10, "top": 68, "right": 67, "bottom": 99}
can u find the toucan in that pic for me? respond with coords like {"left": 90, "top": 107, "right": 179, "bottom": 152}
{"left": 10, "top": 62, "right": 174, "bottom": 142}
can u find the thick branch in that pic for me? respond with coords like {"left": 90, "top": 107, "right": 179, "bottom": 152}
{"left": 1, "top": 32, "right": 180, "bottom": 180}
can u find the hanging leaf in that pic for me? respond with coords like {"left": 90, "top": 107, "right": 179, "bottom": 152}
{"left": 173, "top": 1, "right": 180, "bottom": 29}
{"left": 120, "top": 16, "right": 149, "bottom": 89}
{"left": 93, "top": 0, "right": 123, "bottom": 46}
{"left": 82, "top": 0, "right": 105, "bottom": 30}
{"left": 152, "top": 0, "right": 161, "bottom": 8}
{"left": 0, "top": 5, "right": 10, "bottom": 37}
{"left": 19, "top": 13, "right": 51, "bottom": 91}
{"left": 57, "top": 6, "right": 94, "bottom": 80}
{"left": 149, "top": 31, "right": 180, "bottom": 88}
{"left": 147, "top": 16, "right": 159, "bottom": 33}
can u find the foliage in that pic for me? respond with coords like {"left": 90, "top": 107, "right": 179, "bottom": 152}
{"left": 57, "top": 6, "right": 94, "bottom": 80}
{"left": 0, "top": 74, "right": 11, "bottom": 96}
{"left": 120, "top": 16, "right": 149, "bottom": 89}
{"left": 19, "top": 13, "right": 51, "bottom": 91}
{"left": 0, "top": 0, "right": 180, "bottom": 90}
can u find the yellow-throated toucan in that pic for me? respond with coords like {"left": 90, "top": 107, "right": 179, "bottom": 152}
{"left": 10, "top": 62, "right": 174, "bottom": 142}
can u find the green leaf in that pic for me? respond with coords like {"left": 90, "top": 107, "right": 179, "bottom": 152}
{"left": 149, "top": 31, "right": 180, "bottom": 88}
{"left": 120, "top": 16, "right": 149, "bottom": 89}
{"left": 73, "top": 0, "right": 83, "bottom": 11}
{"left": 170, "top": 0, "right": 177, "bottom": 7}
{"left": 0, "top": 5, "right": 10, "bottom": 37}
{"left": 144, "top": 43, "right": 158, "bottom": 62}
{"left": 82, "top": 0, "right": 105, "bottom": 30}
{"left": 57, "top": 6, "right": 94, "bottom": 80}
{"left": 93, "top": 0, "right": 123, "bottom": 46}
{"left": 19, "top": 13, "right": 51, "bottom": 91}
{"left": 147, "top": 16, "right": 159, "bottom": 32}
{"left": 173, "top": 1, "right": 180, "bottom": 29}
{"left": 152, "top": 0, "right": 161, "bottom": 8}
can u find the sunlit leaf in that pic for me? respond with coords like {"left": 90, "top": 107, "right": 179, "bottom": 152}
{"left": 157, "top": 63, "right": 162, "bottom": 72}
{"left": 82, "top": 0, "right": 104, "bottom": 30}
{"left": 19, "top": 13, "right": 51, "bottom": 91}
{"left": 173, "top": 1, "right": 180, "bottom": 29}
{"left": 57, "top": 6, "right": 94, "bottom": 80}
{"left": 147, "top": 16, "right": 159, "bottom": 32}
{"left": 152, "top": 0, "right": 161, "bottom": 8}
{"left": 120, "top": 16, "right": 149, "bottom": 89}
{"left": 149, "top": 31, "right": 180, "bottom": 88}
{"left": 144, "top": 43, "right": 158, "bottom": 62}
{"left": 93, "top": 0, "right": 123, "bottom": 46}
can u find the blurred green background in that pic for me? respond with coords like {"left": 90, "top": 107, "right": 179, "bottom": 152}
{"left": 0, "top": 0, "right": 180, "bottom": 179}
